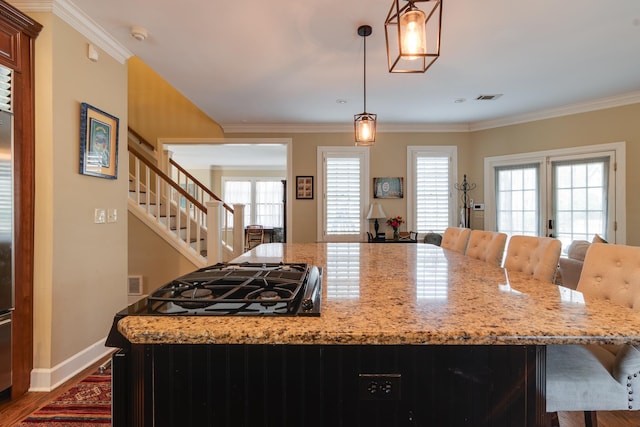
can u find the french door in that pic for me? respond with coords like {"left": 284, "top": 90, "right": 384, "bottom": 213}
{"left": 485, "top": 142, "right": 624, "bottom": 248}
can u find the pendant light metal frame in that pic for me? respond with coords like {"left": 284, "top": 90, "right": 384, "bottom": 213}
{"left": 384, "top": 0, "right": 442, "bottom": 73}
{"left": 354, "top": 24, "right": 376, "bottom": 146}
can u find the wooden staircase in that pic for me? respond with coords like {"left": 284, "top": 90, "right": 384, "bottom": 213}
{"left": 127, "top": 131, "right": 246, "bottom": 265}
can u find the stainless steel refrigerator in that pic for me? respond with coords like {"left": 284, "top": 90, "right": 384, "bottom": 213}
{"left": 0, "top": 110, "right": 13, "bottom": 394}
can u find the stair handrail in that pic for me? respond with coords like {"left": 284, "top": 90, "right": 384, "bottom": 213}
{"left": 129, "top": 143, "right": 206, "bottom": 212}
{"left": 169, "top": 157, "right": 234, "bottom": 213}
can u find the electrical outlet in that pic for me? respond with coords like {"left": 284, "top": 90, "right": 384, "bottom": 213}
{"left": 94, "top": 208, "right": 106, "bottom": 224}
{"left": 107, "top": 208, "right": 117, "bottom": 223}
{"left": 358, "top": 374, "right": 401, "bottom": 400}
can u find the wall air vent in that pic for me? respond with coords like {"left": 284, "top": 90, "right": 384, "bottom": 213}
{"left": 128, "top": 275, "right": 143, "bottom": 295}
{"left": 476, "top": 94, "right": 503, "bottom": 101}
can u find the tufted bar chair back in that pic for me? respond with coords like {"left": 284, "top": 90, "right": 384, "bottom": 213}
{"left": 465, "top": 230, "right": 508, "bottom": 267}
{"left": 440, "top": 227, "right": 471, "bottom": 254}
{"left": 546, "top": 243, "right": 640, "bottom": 427}
{"left": 576, "top": 243, "right": 640, "bottom": 309}
{"left": 503, "top": 235, "right": 561, "bottom": 283}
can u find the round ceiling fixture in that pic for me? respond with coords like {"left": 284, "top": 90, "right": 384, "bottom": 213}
{"left": 130, "top": 26, "right": 148, "bottom": 42}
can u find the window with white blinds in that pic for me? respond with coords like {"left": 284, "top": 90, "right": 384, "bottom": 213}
{"left": 317, "top": 147, "right": 369, "bottom": 242}
{"left": 407, "top": 146, "right": 457, "bottom": 234}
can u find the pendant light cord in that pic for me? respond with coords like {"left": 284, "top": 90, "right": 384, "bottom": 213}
{"left": 363, "top": 33, "right": 367, "bottom": 113}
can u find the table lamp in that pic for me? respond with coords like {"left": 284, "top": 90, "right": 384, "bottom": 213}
{"left": 366, "top": 203, "right": 387, "bottom": 235}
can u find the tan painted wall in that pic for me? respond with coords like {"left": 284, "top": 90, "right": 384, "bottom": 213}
{"left": 128, "top": 57, "right": 224, "bottom": 147}
{"left": 228, "top": 132, "right": 473, "bottom": 243}
{"left": 32, "top": 13, "right": 128, "bottom": 368}
{"left": 228, "top": 103, "right": 639, "bottom": 245}
{"left": 127, "top": 214, "right": 198, "bottom": 293}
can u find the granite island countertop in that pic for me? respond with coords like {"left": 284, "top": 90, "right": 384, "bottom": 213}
{"left": 117, "top": 243, "right": 640, "bottom": 346}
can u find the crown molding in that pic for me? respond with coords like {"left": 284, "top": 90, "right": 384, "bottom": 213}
{"left": 222, "top": 122, "right": 470, "bottom": 134}
{"left": 9, "top": 0, "right": 132, "bottom": 64}
{"left": 222, "top": 91, "right": 640, "bottom": 134}
{"left": 469, "top": 91, "right": 640, "bottom": 131}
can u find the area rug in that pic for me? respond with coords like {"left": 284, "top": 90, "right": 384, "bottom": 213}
{"left": 15, "top": 367, "right": 111, "bottom": 426}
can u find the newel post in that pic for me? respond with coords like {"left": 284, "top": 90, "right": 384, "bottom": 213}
{"left": 233, "top": 204, "right": 245, "bottom": 258}
{"left": 206, "top": 200, "right": 223, "bottom": 263}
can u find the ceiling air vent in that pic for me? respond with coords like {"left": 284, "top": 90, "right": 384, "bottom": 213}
{"left": 476, "top": 94, "right": 503, "bottom": 101}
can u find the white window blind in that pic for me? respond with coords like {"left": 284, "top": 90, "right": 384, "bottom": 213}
{"left": 325, "top": 157, "right": 361, "bottom": 235}
{"left": 415, "top": 155, "right": 450, "bottom": 233}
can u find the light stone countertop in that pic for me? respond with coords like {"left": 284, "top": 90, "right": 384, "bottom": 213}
{"left": 117, "top": 243, "right": 640, "bottom": 346}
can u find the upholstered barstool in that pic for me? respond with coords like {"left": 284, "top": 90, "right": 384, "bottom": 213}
{"left": 440, "top": 227, "right": 471, "bottom": 254}
{"left": 465, "top": 230, "right": 508, "bottom": 267}
{"left": 503, "top": 235, "right": 561, "bottom": 283}
{"left": 546, "top": 243, "right": 640, "bottom": 427}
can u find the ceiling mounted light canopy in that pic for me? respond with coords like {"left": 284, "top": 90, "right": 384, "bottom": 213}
{"left": 384, "top": 0, "right": 442, "bottom": 73}
{"left": 354, "top": 24, "right": 377, "bottom": 146}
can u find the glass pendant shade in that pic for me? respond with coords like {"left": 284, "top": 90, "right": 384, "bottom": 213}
{"left": 385, "top": 0, "right": 442, "bottom": 73}
{"left": 400, "top": 8, "right": 427, "bottom": 59}
{"left": 355, "top": 113, "right": 377, "bottom": 145}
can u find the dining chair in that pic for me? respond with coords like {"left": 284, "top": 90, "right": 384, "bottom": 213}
{"left": 245, "top": 225, "right": 264, "bottom": 251}
{"left": 546, "top": 243, "right": 640, "bottom": 427}
{"left": 440, "top": 227, "right": 471, "bottom": 253}
{"left": 503, "top": 235, "right": 561, "bottom": 283}
{"left": 464, "top": 230, "right": 508, "bottom": 267}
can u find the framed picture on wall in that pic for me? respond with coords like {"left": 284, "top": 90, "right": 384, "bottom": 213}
{"left": 296, "top": 176, "right": 313, "bottom": 199}
{"left": 374, "top": 177, "right": 403, "bottom": 199}
{"left": 79, "top": 102, "right": 119, "bottom": 179}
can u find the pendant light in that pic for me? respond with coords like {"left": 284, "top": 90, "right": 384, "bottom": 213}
{"left": 384, "top": 0, "right": 442, "bottom": 73}
{"left": 354, "top": 25, "right": 376, "bottom": 146}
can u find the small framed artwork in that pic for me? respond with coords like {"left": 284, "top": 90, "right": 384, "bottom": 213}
{"left": 374, "top": 177, "right": 404, "bottom": 199}
{"left": 79, "top": 102, "right": 119, "bottom": 179}
{"left": 296, "top": 176, "right": 314, "bottom": 199}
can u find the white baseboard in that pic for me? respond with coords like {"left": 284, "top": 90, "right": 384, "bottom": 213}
{"left": 29, "top": 337, "right": 113, "bottom": 392}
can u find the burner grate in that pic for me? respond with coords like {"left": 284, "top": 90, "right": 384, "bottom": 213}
{"left": 145, "top": 262, "right": 320, "bottom": 316}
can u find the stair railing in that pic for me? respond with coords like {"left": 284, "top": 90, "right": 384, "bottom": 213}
{"left": 129, "top": 143, "right": 208, "bottom": 263}
{"left": 161, "top": 149, "right": 242, "bottom": 259}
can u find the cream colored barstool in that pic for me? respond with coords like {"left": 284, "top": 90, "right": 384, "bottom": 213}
{"left": 465, "top": 230, "right": 507, "bottom": 267}
{"left": 546, "top": 243, "right": 640, "bottom": 427}
{"left": 503, "top": 235, "right": 561, "bottom": 283}
{"left": 440, "top": 227, "right": 471, "bottom": 254}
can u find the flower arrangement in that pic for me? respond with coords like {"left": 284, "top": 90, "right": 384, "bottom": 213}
{"left": 386, "top": 216, "right": 404, "bottom": 230}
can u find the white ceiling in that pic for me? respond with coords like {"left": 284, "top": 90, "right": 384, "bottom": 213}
{"left": 44, "top": 0, "right": 640, "bottom": 132}
{"left": 12, "top": 0, "right": 640, "bottom": 166}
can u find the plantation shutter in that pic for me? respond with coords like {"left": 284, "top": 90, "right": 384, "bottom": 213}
{"left": 415, "top": 155, "right": 450, "bottom": 233}
{"left": 325, "top": 156, "right": 361, "bottom": 235}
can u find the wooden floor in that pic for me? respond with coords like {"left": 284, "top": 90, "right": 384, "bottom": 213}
{"left": 1, "top": 358, "right": 640, "bottom": 427}
{"left": 0, "top": 356, "right": 111, "bottom": 427}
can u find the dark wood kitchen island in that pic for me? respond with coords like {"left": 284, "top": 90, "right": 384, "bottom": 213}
{"left": 111, "top": 243, "right": 640, "bottom": 427}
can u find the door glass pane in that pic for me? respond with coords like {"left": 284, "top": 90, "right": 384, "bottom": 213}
{"left": 552, "top": 157, "right": 608, "bottom": 249}
{"left": 495, "top": 164, "right": 539, "bottom": 236}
